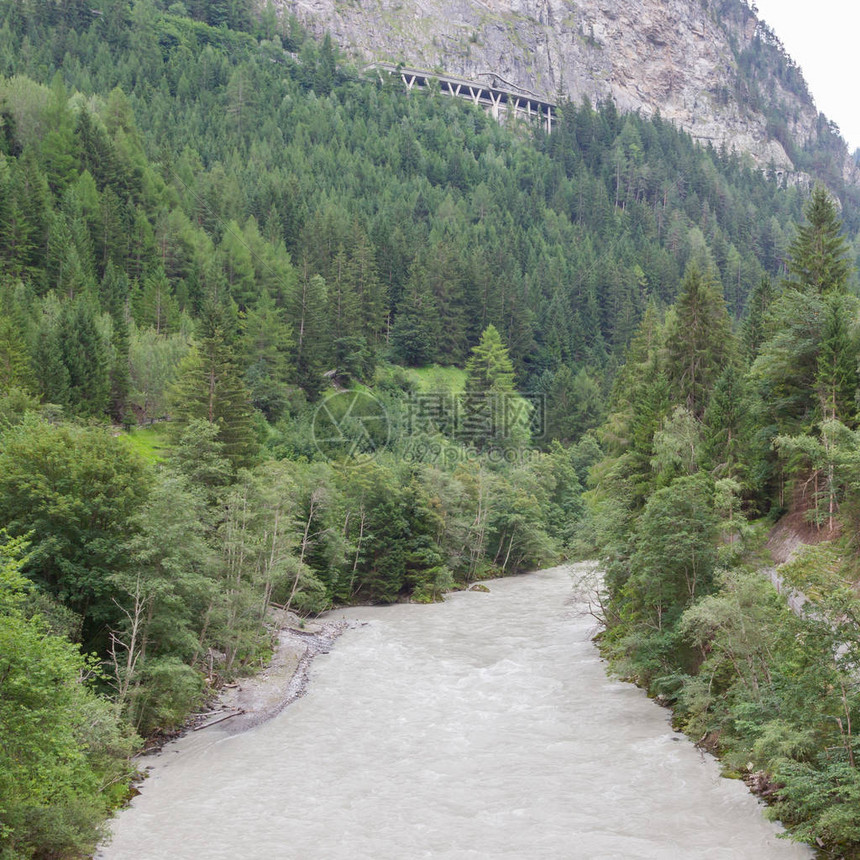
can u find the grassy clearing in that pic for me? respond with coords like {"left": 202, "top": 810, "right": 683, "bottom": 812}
{"left": 407, "top": 365, "right": 468, "bottom": 393}
{"left": 123, "top": 423, "right": 172, "bottom": 463}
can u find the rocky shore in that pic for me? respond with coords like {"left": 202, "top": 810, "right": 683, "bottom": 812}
{"left": 211, "top": 616, "right": 353, "bottom": 733}
{"left": 139, "top": 613, "right": 353, "bottom": 753}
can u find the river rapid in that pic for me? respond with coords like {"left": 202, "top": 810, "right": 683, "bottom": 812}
{"left": 99, "top": 565, "right": 814, "bottom": 859}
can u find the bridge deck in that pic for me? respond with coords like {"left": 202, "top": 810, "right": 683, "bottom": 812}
{"left": 367, "top": 63, "right": 557, "bottom": 131}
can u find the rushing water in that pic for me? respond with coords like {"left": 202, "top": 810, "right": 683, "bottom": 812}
{"left": 100, "top": 566, "right": 813, "bottom": 860}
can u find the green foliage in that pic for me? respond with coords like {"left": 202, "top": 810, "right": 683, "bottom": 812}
{"left": 0, "top": 0, "right": 834, "bottom": 418}
{"left": 0, "top": 533, "right": 138, "bottom": 860}
{"left": 169, "top": 300, "right": 259, "bottom": 470}
{"left": 544, "top": 365, "right": 605, "bottom": 445}
{"left": 0, "top": 418, "right": 150, "bottom": 642}
{"left": 464, "top": 325, "right": 515, "bottom": 394}
{"left": 590, "top": 162, "right": 860, "bottom": 856}
{"left": 622, "top": 475, "right": 718, "bottom": 655}
{"left": 786, "top": 186, "right": 851, "bottom": 296}
{"left": 664, "top": 265, "right": 734, "bottom": 418}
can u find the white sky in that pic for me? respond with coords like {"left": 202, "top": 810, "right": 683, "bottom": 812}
{"left": 751, "top": 0, "right": 860, "bottom": 151}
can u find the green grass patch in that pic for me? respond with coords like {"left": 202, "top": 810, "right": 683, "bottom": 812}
{"left": 123, "top": 423, "right": 172, "bottom": 464}
{"left": 406, "top": 364, "right": 468, "bottom": 393}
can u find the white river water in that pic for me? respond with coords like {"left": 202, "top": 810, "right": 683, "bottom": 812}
{"left": 99, "top": 565, "right": 814, "bottom": 860}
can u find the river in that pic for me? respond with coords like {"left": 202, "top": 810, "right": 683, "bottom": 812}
{"left": 99, "top": 565, "right": 813, "bottom": 859}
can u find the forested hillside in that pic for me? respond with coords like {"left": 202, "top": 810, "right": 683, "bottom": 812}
{"left": 2, "top": 0, "right": 851, "bottom": 404}
{"left": 589, "top": 188, "right": 860, "bottom": 856}
{"left": 1, "top": 1, "right": 859, "bottom": 857}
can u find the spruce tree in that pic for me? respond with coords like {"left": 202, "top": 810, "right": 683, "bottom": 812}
{"left": 463, "top": 325, "right": 517, "bottom": 451}
{"left": 754, "top": 190, "right": 858, "bottom": 433}
{"left": 464, "top": 324, "right": 516, "bottom": 395}
{"left": 100, "top": 266, "right": 132, "bottom": 422}
{"left": 327, "top": 246, "right": 361, "bottom": 345}
{"left": 242, "top": 289, "right": 294, "bottom": 422}
{"left": 290, "top": 271, "right": 329, "bottom": 398}
{"left": 665, "top": 265, "right": 733, "bottom": 418}
{"left": 349, "top": 226, "right": 388, "bottom": 349}
{"left": 170, "top": 299, "right": 258, "bottom": 471}
{"left": 390, "top": 278, "right": 439, "bottom": 367}
{"left": 703, "top": 364, "right": 750, "bottom": 481}
{"left": 546, "top": 364, "right": 605, "bottom": 444}
{"left": 816, "top": 295, "right": 859, "bottom": 424}
{"left": 0, "top": 312, "right": 30, "bottom": 392}
{"left": 786, "top": 186, "right": 850, "bottom": 295}
{"left": 58, "top": 297, "right": 111, "bottom": 417}
{"left": 134, "top": 269, "right": 179, "bottom": 334}
{"left": 742, "top": 276, "right": 774, "bottom": 359}
{"left": 31, "top": 299, "right": 70, "bottom": 408}
{"left": 40, "top": 74, "right": 79, "bottom": 196}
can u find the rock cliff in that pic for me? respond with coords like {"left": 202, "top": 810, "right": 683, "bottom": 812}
{"left": 280, "top": 0, "right": 857, "bottom": 182}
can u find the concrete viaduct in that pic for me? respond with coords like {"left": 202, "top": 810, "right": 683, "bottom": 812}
{"left": 366, "top": 63, "right": 557, "bottom": 132}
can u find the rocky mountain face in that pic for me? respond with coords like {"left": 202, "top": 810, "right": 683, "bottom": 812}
{"left": 280, "top": 0, "right": 858, "bottom": 183}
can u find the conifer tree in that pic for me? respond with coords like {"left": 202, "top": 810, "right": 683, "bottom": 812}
{"left": 816, "top": 294, "right": 859, "bottom": 424}
{"left": 742, "top": 276, "right": 774, "bottom": 359}
{"left": 703, "top": 364, "right": 751, "bottom": 481}
{"left": 47, "top": 211, "right": 92, "bottom": 300}
{"left": 31, "top": 298, "right": 70, "bottom": 408}
{"left": 327, "top": 246, "right": 361, "bottom": 345}
{"left": 0, "top": 311, "right": 30, "bottom": 392}
{"left": 349, "top": 226, "right": 388, "bottom": 348}
{"left": 786, "top": 186, "right": 850, "bottom": 295}
{"left": 390, "top": 277, "right": 439, "bottom": 367}
{"left": 545, "top": 364, "right": 605, "bottom": 444}
{"left": 754, "top": 190, "right": 859, "bottom": 434}
{"left": 290, "top": 270, "right": 329, "bottom": 398}
{"left": 170, "top": 299, "right": 258, "bottom": 470}
{"left": 134, "top": 269, "right": 179, "bottom": 335}
{"left": 664, "top": 264, "right": 733, "bottom": 418}
{"left": 464, "top": 324, "right": 516, "bottom": 395}
{"left": 242, "top": 289, "right": 294, "bottom": 422}
{"left": 100, "top": 265, "right": 132, "bottom": 422}
{"left": 40, "top": 74, "right": 78, "bottom": 196}
{"left": 463, "top": 325, "right": 520, "bottom": 451}
{"left": 218, "top": 221, "right": 257, "bottom": 309}
{"left": 58, "top": 296, "right": 111, "bottom": 417}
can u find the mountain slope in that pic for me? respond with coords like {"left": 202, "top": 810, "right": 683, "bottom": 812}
{"left": 283, "top": 0, "right": 857, "bottom": 184}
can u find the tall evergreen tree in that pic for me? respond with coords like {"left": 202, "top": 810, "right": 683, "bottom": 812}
{"left": 786, "top": 186, "right": 851, "bottom": 295}
{"left": 816, "top": 294, "right": 859, "bottom": 424}
{"left": 134, "top": 269, "right": 179, "bottom": 335}
{"left": 664, "top": 265, "right": 734, "bottom": 418}
{"left": 242, "top": 289, "right": 294, "bottom": 422}
{"left": 742, "top": 276, "right": 775, "bottom": 359}
{"left": 754, "top": 190, "right": 859, "bottom": 434}
{"left": 0, "top": 312, "right": 30, "bottom": 392}
{"left": 545, "top": 364, "right": 605, "bottom": 444}
{"left": 703, "top": 364, "right": 751, "bottom": 482}
{"left": 390, "top": 277, "right": 439, "bottom": 367}
{"left": 31, "top": 297, "right": 70, "bottom": 408}
{"left": 464, "top": 324, "right": 516, "bottom": 395}
{"left": 58, "top": 297, "right": 111, "bottom": 417}
{"left": 462, "top": 324, "right": 520, "bottom": 451}
{"left": 290, "top": 270, "right": 329, "bottom": 398}
{"left": 170, "top": 299, "right": 258, "bottom": 470}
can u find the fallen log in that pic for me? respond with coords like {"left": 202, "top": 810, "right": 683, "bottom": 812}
{"left": 193, "top": 709, "right": 245, "bottom": 731}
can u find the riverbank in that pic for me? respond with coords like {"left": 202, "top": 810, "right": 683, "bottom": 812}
{"left": 219, "top": 616, "right": 353, "bottom": 733}
{"left": 156, "top": 614, "right": 352, "bottom": 743}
